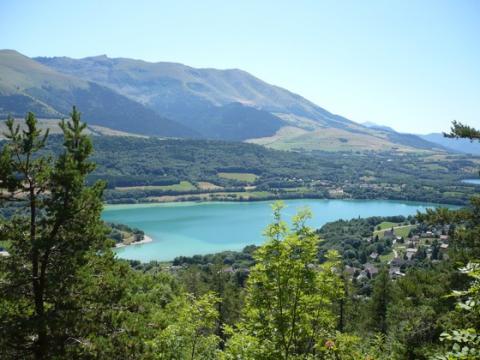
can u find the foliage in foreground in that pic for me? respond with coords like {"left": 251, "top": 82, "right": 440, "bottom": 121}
{"left": 434, "top": 263, "right": 480, "bottom": 360}
{"left": 224, "top": 202, "right": 343, "bottom": 359}
{"left": 0, "top": 109, "right": 109, "bottom": 358}
{"left": 1, "top": 113, "right": 480, "bottom": 359}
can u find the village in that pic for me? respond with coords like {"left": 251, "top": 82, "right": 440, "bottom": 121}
{"left": 346, "top": 222, "right": 451, "bottom": 282}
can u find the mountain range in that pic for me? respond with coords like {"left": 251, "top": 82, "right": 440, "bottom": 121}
{"left": 0, "top": 49, "right": 449, "bottom": 152}
{"left": 419, "top": 133, "right": 480, "bottom": 155}
{"left": 362, "top": 121, "right": 480, "bottom": 156}
{"left": 0, "top": 50, "right": 195, "bottom": 137}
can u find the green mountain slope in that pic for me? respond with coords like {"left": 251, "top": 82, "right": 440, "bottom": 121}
{"left": 36, "top": 54, "right": 445, "bottom": 152}
{"left": 0, "top": 50, "right": 196, "bottom": 137}
{"left": 35, "top": 55, "right": 339, "bottom": 124}
{"left": 183, "top": 102, "right": 286, "bottom": 140}
{"left": 0, "top": 118, "right": 147, "bottom": 140}
{"left": 1, "top": 50, "right": 448, "bottom": 152}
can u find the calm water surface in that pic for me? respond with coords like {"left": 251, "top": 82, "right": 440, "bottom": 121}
{"left": 462, "top": 179, "right": 480, "bottom": 185}
{"left": 103, "top": 199, "right": 448, "bottom": 262}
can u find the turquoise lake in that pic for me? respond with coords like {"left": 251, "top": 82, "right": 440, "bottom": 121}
{"left": 103, "top": 199, "right": 448, "bottom": 262}
{"left": 462, "top": 179, "right": 480, "bottom": 185}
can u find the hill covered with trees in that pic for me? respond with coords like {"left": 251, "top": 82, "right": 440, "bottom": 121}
{"left": 4, "top": 132, "right": 474, "bottom": 206}
{"left": 1, "top": 110, "right": 479, "bottom": 359}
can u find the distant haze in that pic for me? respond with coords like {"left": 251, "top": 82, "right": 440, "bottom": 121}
{"left": 1, "top": 0, "right": 479, "bottom": 133}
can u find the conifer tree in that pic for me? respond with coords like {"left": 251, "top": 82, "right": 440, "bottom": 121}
{"left": 0, "top": 108, "right": 107, "bottom": 359}
{"left": 369, "top": 267, "right": 392, "bottom": 334}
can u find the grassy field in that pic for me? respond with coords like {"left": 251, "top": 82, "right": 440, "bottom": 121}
{"left": 217, "top": 172, "right": 259, "bottom": 183}
{"left": 374, "top": 224, "right": 416, "bottom": 238}
{"left": 115, "top": 181, "right": 197, "bottom": 192}
{"left": 442, "top": 191, "right": 465, "bottom": 198}
{"left": 394, "top": 225, "right": 416, "bottom": 238}
{"left": 281, "top": 187, "right": 310, "bottom": 193}
{"left": 196, "top": 181, "right": 223, "bottom": 190}
{"left": 248, "top": 125, "right": 422, "bottom": 153}
{"left": 376, "top": 221, "right": 398, "bottom": 230}
{"left": 379, "top": 251, "right": 395, "bottom": 263}
{"left": 147, "top": 190, "right": 274, "bottom": 203}
{"left": 422, "top": 164, "right": 448, "bottom": 171}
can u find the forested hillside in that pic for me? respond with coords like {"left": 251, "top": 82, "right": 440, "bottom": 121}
{"left": 88, "top": 136, "right": 480, "bottom": 205}
{"left": 2, "top": 131, "right": 477, "bottom": 206}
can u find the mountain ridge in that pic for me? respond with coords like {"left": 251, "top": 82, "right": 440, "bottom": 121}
{"left": 0, "top": 50, "right": 446, "bottom": 152}
{"left": 0, "top": 50, "right": 196, "bottom": 137}
{"left": 420, "top": 133, "right": 480, "bottom": 155}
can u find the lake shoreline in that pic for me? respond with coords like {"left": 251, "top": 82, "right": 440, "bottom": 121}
{"left": 104, "top": 196, "right": 460, "bottom": 210}
{"left": 106, "top": 199, "right": 460, "bottom": 262}
{"left": 115, "top": 234, "right": 153, "bottom": 249}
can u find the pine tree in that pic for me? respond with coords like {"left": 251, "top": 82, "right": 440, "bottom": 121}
{"left": 369, "top": 267, "right": 392, "bottom": 334}
{"left": 0, "top": 108, "right": 108, "bottom": 359}
{"left": 444, "top": 120, "right": 480, "bottom": 141}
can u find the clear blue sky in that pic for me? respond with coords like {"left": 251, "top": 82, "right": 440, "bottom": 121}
{"left": 1, "top": 0, "right": 479, "bottom": 133}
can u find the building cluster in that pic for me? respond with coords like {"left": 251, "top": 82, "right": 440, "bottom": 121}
{"left": 346, "top": 225, "right": 451, "bottom": 282}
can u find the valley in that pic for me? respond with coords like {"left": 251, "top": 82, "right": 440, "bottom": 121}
{"left": 90, "top": 136, "right": 477, "bottom": 206}
{"left": 104, "top": 199, "right": 450, "bottom": 261}
{"left": 2, "top": 1, "right": 480, "bottom": 358}
{"left": 2, "top": 133, "right": 472, "bottom": 208}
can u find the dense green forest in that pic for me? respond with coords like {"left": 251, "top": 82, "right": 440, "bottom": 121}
{"left": 1, "top": 110, "right": 479, "bottom": 359}
{"left": 92, "top": 137, "right": 479, "bottom": 205}
{"left": 2, "top": 130, "right": 477, "bottom": 207}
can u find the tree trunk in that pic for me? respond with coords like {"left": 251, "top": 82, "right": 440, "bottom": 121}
{"left": 30, "top": 185, "right": 47, "bottom": 360}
